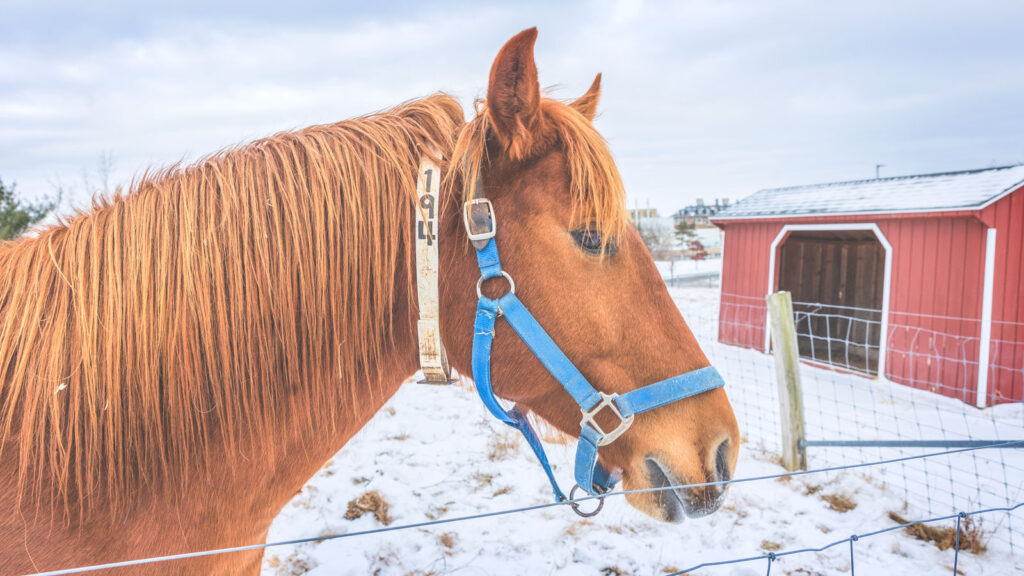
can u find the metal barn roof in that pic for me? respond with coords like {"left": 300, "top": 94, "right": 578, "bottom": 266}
{"left": 714, "top": 164, "right": 1024, "bottom": 220}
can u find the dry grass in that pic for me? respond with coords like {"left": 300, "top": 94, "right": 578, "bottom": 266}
{"left": 789, "top": 568, "right": 826, "bottom": 576}
{"left": 760, "top": 539, "right": 782, "bottom": 551}
{"left": 563, "top": 518, "right": 593, "bottom": 538}
{"left": 608, "top": 523, "right": 641, "bottom": 536}
{"left": 344, "top": 491, "right": 393, "bottom": 525}
{"left": 472, "top": 472, "right": 495, "bottom": 488}
{"left": 264, "top": 551, "right": 314, "bottom": 575}
{"left": 438, "top": 532, "right": 457, "bottom": 554}
{"left": 425, "top": 501, "right": 453, "bottom": 520}
{"left": 600, "top": 567, "right": 630, "bottom": 576}
{"left": 720, "top": 501, "right": 749, "bottom": 519}
{"left": 888, "top": 512, "right": 987, "bottom": 553}
{"left": 822, "top": 493, "right": 857, "bottom": 512}
{"left": 492, "top": 486, "right": 512, "bottom": 497}
{"left": 803, "top": 483, "right": 822, "bottom": 495}
{"left": 487, "top": 434, "right": 520, "bottom": 461}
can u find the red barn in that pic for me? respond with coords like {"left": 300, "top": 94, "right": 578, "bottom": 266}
{"left": 712, "top": 165, "right": 1024, "bottom": 406}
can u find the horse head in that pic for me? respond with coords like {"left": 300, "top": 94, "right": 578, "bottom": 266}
{"left": 440, "top": 28, "right": 740, "bottom": 522}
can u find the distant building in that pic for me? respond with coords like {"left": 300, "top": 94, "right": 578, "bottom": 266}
{"left": 629, "top": 204, "right": 726, "bottom": 260}
{"left": 683, "top": 227, "right": 723, "bottom": 260}
{"left": 628, "top": 207, "right": 660, "bottom": 224}
{"left": 712, "top": 164, "right": 1024, "bottom": 407}
{"left": 672, "top": 198, "right": 731, "bottom": 228}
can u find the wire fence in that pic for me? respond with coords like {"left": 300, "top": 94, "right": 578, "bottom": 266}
{"left": 28, "top": 442, "right": 1022, "bottom": 576}
{"left": 673, "top": 284, "right": 1024, "bottom": 561}
{"left": 26, "top": 277, "right": 1023, "bottom": 575}
{"left": 673, "top": 502, "right": 1024, "bottom": 575}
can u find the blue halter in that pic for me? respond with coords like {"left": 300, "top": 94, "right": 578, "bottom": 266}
{"left": 464, "top": 198, "right": 725, "bottom": 509}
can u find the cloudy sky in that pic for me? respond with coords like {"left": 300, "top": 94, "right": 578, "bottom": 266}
{"left": 2, "top": 0, "right": 1022, "bottom": 215}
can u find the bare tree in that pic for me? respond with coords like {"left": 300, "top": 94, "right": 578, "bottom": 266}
{"left": 636, "top": 219, "right": 676, "bottom": 260}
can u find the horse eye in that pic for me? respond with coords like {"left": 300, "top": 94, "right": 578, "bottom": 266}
{"left": 571, "top": 226, "right": 617, "bottom": 256}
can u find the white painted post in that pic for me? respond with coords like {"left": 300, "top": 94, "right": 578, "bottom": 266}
{"left": 766, "top": 291, "right": 807, "bottom": 471}
{"left": 976, "top": 228, "right": 997, "bottom": 408}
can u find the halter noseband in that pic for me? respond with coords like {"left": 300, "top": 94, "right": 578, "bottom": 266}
{"left": 461, "top": 188, "right": 726, "bottom": 512}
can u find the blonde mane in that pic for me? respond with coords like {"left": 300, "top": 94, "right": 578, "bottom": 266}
{"left": 0, "top": 94, "right": 463, "bottom": 515}
{"left": 0, "top": 91, "right": 626, "bottom": 518}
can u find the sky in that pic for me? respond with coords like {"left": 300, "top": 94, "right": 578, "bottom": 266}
{"left": 2, "top": 0, "right": 1023, "bottom": 216}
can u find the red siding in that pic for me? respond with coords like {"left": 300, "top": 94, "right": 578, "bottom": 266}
{"left": 877, "top": 217, "right": 986, "bottom": 404}
{"left": 716, "top": 190, "right": 1024, "bottom": 405}
{"left": 718, "top": 222, "right": 783, "bottom": 350}
{"left": 982, "top": 186, "right": 1024, "bottom": 404}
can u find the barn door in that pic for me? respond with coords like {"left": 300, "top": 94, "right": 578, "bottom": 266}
{"left": 778, "top": 230, "right": 885, "bottom": 376}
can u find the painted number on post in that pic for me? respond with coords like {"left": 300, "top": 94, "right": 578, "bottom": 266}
{"left": 418, "top": 168, "right": 436, "bottom": 245}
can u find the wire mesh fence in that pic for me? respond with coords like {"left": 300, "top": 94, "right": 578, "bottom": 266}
{"left": 25, "top": 278, "right": 1022, "bottom": 576}
{"left": 671, "top": 283, "right": 1024, "bottom": 561}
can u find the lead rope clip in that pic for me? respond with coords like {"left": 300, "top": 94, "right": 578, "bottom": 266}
{"left": 568, "top": 484, "right": 605, "bottom": 517}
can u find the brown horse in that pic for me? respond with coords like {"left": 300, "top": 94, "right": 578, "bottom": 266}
{"left": 0, "top": 28, "right": 738, "bottom": 575}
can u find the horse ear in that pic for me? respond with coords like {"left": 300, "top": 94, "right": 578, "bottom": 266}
{"left": 486, "top": 27, "right": 542, "bottom": 160}
{"left": 570, "top": 73, "right": 602, "bottom": 121}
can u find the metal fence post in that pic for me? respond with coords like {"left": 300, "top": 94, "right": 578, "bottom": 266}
{"left": 766, "top": 291, "right": 807, "bottom": 471}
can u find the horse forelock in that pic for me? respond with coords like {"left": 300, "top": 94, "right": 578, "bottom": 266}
{"left": 451, "top": 96, "right": 627, "bottom": 247}
{"left": 0, "top": 93, "right": 464, "bottom": 516}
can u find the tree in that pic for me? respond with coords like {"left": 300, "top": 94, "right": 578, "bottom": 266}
{"left": 636, "top": 219, "right": 676, "bottom": 260}
{"left": 688, "top": 239, "right": 708, "bottom": 262}
{"left": 674, "top": 219, "right": 697, "bottom": 245}
{"left": 0, "top": 179, "right": 58, "bottom": 240}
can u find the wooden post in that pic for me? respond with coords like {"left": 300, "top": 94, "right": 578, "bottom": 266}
{"left": 766, "top": 291, "right": 807, "bottom": 471}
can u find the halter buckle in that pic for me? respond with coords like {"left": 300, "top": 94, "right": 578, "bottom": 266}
{"left": 463, "top": 198, "right": 496, "bottom": 244}
{"left": 581, "top": 392, "right": 635, "bottom": 447}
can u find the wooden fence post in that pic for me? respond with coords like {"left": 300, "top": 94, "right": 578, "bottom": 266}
{"left": 766, "top": 291, "right": 807, "bottom": 471}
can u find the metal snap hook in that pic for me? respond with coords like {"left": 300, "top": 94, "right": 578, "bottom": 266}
{"left": 568, "top": 484, "right": 605, "bottom": 518}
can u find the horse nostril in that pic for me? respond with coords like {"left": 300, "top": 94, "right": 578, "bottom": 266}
{"left": 714, "top": 439, "right": 731, "bottom": 483}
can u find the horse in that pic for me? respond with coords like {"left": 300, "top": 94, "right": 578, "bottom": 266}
{"left": 0, "top": 28, "right": 739, "bottom": 574}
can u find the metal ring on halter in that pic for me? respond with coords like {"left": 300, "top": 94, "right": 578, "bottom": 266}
{"left": 568, "top": 484, "right": 605, "bottom": 517}
{"left": 476, "top": 270, "right": 516, "bottom": 300}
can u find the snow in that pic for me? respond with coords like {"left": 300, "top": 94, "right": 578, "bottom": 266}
{"left": 714, "top": 164, "right": 1024, "bottom": 219}
{"left": 654, "top": 258, "right": 722, "bottom": 279}
{"left": 262, "top": 286, "right": 1022, "bottom": 575}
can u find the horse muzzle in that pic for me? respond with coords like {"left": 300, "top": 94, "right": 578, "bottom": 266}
{"left": 641, "top": 437, "right": 733, "bottom": 522}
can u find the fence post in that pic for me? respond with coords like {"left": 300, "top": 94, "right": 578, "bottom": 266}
{"left": 766, "top": 291, "right": 807, "bottom": 471}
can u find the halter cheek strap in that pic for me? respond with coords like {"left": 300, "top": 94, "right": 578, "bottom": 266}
{"left": 466, "top": 199, "right": 725, "bottom": 503}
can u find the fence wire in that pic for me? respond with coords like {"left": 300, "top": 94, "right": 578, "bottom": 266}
{"left": 27, "top": 279, "right": 1023, "bottom": 575}
{"left": 674, "top": 285, "right": 1024, "bottom": 558}
{"left": 672, "top": 502, "right": 1024, "bottom": 575}
{"left": 27, "top": 442, "right": 1020, "bottom": 576}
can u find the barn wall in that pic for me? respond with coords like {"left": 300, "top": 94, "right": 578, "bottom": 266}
{"left": 716, "top": 211, "right": 1016, "bottom": 404}
{"left": 981, "top": 186, "right": 1024, "bottom": 404}
{"left": 717, "top": 221, "right": 784, "bottom": 349}
{"left": 876, "top": 217, "right": 987, "bottom": 404}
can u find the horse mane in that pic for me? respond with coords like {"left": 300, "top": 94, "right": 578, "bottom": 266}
{"left": 0, "top": 93, "right": 464, "bottom": 516}
{"left": 451, "top": 97, "right": 627, "bottom": 244}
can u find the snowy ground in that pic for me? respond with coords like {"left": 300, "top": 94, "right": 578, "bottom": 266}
{"left": 672, "top": 287, "right": 1024, "bottom": 556}
{"left": 262, "top": 286, "right": 1022, "bottom": 575}
{"left": 653, "top": 258, "right": 722, "bottom": 280}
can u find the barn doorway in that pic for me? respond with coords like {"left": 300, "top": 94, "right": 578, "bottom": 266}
{"left": 777, "top": 229, "right": 885, "bottom": 376}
